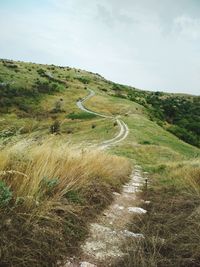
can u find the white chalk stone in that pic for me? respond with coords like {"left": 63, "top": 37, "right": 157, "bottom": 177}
{"left": 135, "top": 165, "right": 142, "bottom": 169}
{"left": 123, "top": 186, "right": 137, "bottom": 193}
{"left": 80, "top": 262, "right": 97, "bottom": 267}
{"left": 113, "top": 192, "right": 120, "bottom": 196}
{"left": 113, "top": 204, "right": 124, "bottom": 210}
{"left": 127, "top": 207, "right": 147, "bottom": 214}
{"left": 122, "top": 230, "right": 144, "bottom": 238}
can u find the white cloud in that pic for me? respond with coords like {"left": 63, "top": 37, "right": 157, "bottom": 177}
{"left": 174, "top": 15, "right": 200, "bottom": 40}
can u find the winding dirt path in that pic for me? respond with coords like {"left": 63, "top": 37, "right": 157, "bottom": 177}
{"left": 45, "top": 72, "right": 129, "bottom": 147}
{"left": 76, "top": 89, "right": 129, "bottom": 148}
{"left": 45, "top": 73, "right": 147, "bottom": 267}
{"left": 61, "top": 92, "right": 148, "bottom": 267}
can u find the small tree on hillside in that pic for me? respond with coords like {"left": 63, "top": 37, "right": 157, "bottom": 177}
{"left": 50, "top": 120, "right": 60, "bottom": 134}
{"left": 54, "top": 101, "right": 62, "bottom": 112}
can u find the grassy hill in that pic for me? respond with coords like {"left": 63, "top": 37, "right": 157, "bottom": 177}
{"left": 1, "top": 59, "right": 199, "bottom": 147}
{"left": 0, "top": 59, "right": 199, "bottom": 266}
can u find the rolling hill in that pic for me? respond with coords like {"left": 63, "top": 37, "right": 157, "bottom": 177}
{"left": 0, "top": 59, "right": 199, "bottom": 266}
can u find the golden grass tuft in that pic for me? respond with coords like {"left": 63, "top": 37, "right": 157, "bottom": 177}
{"left": 171, "top": 160, "right": 200, "bottom": 196}
{"left": 0, "top": 138, "right": 132, "bottom": 211}
{"left": 0, "top": 138, "right": 132, "bottom": 266}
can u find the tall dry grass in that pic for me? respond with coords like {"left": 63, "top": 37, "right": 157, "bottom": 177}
{"left": 0, "top": 138, "right": 132, "bottom": 212}
{"left": 0, "top": 138, "right": 132, "bottom": 266}
{"left": 114, "top": 159, "right": 200, "bottom": 267}
{"left": 167, "top": 159, "right": 200, "bottom": 196}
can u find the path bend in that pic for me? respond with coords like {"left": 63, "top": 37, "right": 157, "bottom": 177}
{"left": 76, "top": 89, "right": 129, "bottom": 148}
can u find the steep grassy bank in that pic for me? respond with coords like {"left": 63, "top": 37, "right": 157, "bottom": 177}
{"left": 0, "top": 138, "right": 131, "bottom": 266}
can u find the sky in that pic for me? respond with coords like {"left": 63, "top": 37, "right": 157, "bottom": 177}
{"left": 0, "top": 0, "right": 200, "bottom": 95}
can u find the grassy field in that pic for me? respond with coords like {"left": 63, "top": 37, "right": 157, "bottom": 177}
{"left": 0, "top": 59, "right": 199, "bottom": 266}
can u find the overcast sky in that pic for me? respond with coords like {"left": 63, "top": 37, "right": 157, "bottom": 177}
{"left": 0, "top": 0, "right": 200, "bottom": 94}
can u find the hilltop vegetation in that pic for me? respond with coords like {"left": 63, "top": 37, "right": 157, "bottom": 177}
{"left": 112, "top": 84, "right": 200, "bottom": 147}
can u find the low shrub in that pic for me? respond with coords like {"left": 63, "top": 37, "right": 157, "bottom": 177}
{"left": 50, "top": 120, "right": 60, "bottom": 134}
{"left": 167, "top": 125, "right": 199, "bottom": 147}
{"left": 0, "top": 180, "right": 12, "bottom": 207}
{"left": 139, "top": 140, "right": 152, "bottom": 145}
{"left": 76, "top": 76, "right": 90, "bottom": 84}
{"left": 67, "top": 112, "right": 96, "bottom": 120}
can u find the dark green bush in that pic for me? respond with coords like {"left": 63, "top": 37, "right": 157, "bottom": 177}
{"left": 168, "top": 125, "right": 199, "bottom": 147}
{"left": 67, "top": 112, "right": 96, "bottom": 120}
{"left": 140, "top": 140, "right": 151, "bottom": 145}
{"left": 51, "top": 100, "right": 63, "bottom": 113}
{"left": 0, "top": 181, "right": 12, "bottom": 207}
{"left": 65, "top": 190, "right": 84, "bottom": 204}
{"left": 50, "top": 120, "right": 60, "bottom": 134}
{"left": 76, "top": 76, "right": 90, "bottom": 84}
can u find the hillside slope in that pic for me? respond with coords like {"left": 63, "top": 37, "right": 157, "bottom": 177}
{"left": 0, "top": 59, "right": 199, "bottom": 266}
{"left": 0, "top": 58, "right": 199, "bottom": 148}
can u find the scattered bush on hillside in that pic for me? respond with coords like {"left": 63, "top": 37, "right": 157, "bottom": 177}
{"left": 0, "top": 79, "right": 61, "bottom": 114}
{"left": 139, "top": 140, "right": 152, "bottom": 145}
{"left": 112, "top": 83, "right": 129, "bottom": 99}
{"left": 3, "top": 60, "right": 18, "bottom": 69}
{"left": 35, "top": 80, "right": 60, "bottom": 94}
{"left": 67, "top": 112, "right": 96, "bottom": 120}
{"left": 168, "top": 125, "right": 199, "bottom": 147}
{"left": 37, "top": 68, "right": 45, "bottom": 76}
{"left": 0, "top": 180, "right": 12, "bottom": 207}
{"left": 145, "top": 94, "right": 200, "bottom": 147}
{"left": 101, "top": 88, "right": 108, "bottom": 92}
{"left": 51, "top": 100, "right": 64, "bottom": 113}
{"left": 118, "top": 87, "right": 200, "bottom": 148}
{"left": 66, "top": 128, "right": 73, "bottom": 134}
{"left": 0, "top": 128, "right": 16, "bottom": 138}
{"left": 50, "top": 120, "right": 60, "bottom": 134}
{"left": 76, "top": 76, "right": 90, "bottom": 84}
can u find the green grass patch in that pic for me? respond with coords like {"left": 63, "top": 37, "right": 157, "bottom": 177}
{"left": 67, "top": 111, "right": 97, "bottom": 120}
